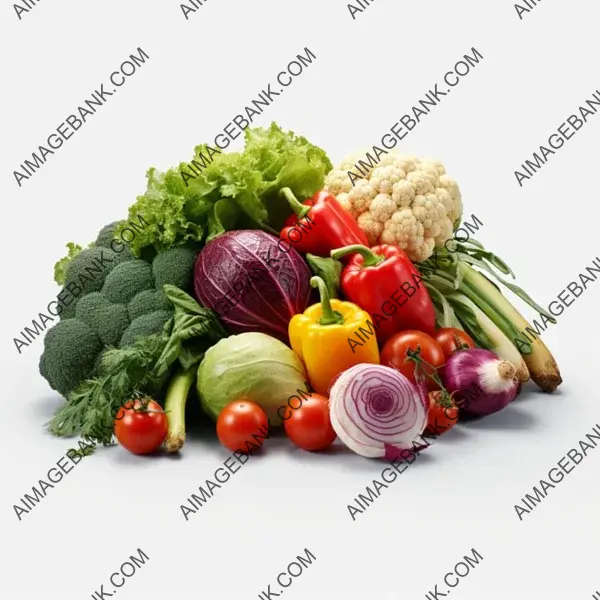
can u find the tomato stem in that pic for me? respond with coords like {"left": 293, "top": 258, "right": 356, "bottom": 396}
{"left": 405, "top": 348, "right": 458, "bottom": 411}
{"left": 405, "top": 347, "right": 446, "bottom": 389}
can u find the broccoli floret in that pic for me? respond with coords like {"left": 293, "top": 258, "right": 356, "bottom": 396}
{"left": 95, "top": 221, "right": 135, "bottom": 260}
{"left": 153, "top": 247, "right": 198, "bottom": 291}
{"left": 128, "top": 290, "right": 172, "bottom": 320}
{"left": 64, "top": 247, "right": 116, "bottom": 295}
{"left": 119, "top": 310, "right": 172, "bottom": 348}
{"left": 156, "top": 289, "right": 172, "bottom": 311}
{"left": 39, "top": 320, "right": 103, "bottom": 395}
{"left": 75, "top": 293, "right": 130, "bottom": 346}
{"left": 103, "top": 260, "right": 154, "bottom": 304}
{"left": 95, "top": 221, "right": 125, "bottom": 247}
{"left": 56, "top": 287, "right": 78, "bottom": 320}
{"left": 60, "top": 246, "right": 133, "bottom": 319}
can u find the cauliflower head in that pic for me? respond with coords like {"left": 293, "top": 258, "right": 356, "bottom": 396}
{"left": 324, "top": 151, "right": 462, "bottom": 262}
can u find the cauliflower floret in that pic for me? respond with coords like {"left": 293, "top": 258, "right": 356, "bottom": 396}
{"left": 346, "top": 181, "right": 376, "bottom": 215}
{"left": 412, "top": 193, "right": 446, "bottom": 238}
{"left": 439, "top": 174, "right": 463, "bottom": 225}
{"left": 357, "top": 212, "right": 383, "bottom": 246}
{"left": 435, "top": 187, "right": 454, "bottom": 219}
{"left": 380, "top": 210, "right": 423, "bottom": 252}
{"left": 393, "top": 154, "right": 417, "bottom": 174}
{"left": 410, "top": 237, "right": 436, "bottom": 263}
{"left": 422, "top": 158, "right": 446, "bottom": 176}
{"left": 326, "top": 150, "right": 463, "bottom": 262}
{"left": 339, "top": 151, "right": 368, "bottom": 172}
{"left": 406, "top": 171, "right": 435, "bottom": 196}
{"left": 416, "top": 160, "right": 441, "bottom": 188}
{"left": 391, "top": 180, "right": 416, "bottom": 208}
{"left": 434, "top": 218, "right": 453, "bottom": 246}
{"left": 335, "top": 192, "right": 356, "bottom": 218}
{"left": 370, "top": 194, "right": 397, "bottom": 223}
{"left": 369, "top": 166, "right": 405, "bottom": 195}
{"left": 324, "top": 169, "right": 353, "bottom": 196}
{"left": 376, "top": 153, "right": 400, "bottom": 168}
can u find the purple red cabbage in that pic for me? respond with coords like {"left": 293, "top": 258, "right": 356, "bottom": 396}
{"left": 194, "top": 230, "right": 311, "bottom": 341}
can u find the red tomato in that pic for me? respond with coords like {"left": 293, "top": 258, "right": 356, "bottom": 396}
{"left": 114, "top": 399, "right": 167, "bottom": 455}
{"left": 284, "top": 394, "right": 336, "bottom": 451}
{"left": 380, "top": 330, "right": 445, "bottom": 391}
{"left": 217, "top": 400, "right": 269, "bottom": 453}
{"left": 433, "top": 328, "right": 476, "bottom": 360}
{"left": 425, "top": 391, "right": 458, "bottom": 435}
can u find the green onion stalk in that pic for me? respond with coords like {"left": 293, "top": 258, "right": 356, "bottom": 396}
{"left": 164, "top": 366, "right": 197, "bottom": 452}
{"left": 417, "top": 239, "right": 561, "bottom": 392}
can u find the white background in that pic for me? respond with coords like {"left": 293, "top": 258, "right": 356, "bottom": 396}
{"left": 1, "top": 0, "right": 599, "bottom": 598}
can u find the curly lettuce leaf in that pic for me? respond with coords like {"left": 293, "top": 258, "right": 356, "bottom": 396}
{"left": 54, "top": 242, "right": 83, "bottom": 285}
{"left": 245, "top": 123, "right": 333, "bottom": 228}
{"left": 197, "top": 150, "right": 268, "bottom": 227}
{"left": 122, "top": 167, "right": 210, "bottom": 255}
{"left": 123, "top": 123, "right": 333, "bottom": 254}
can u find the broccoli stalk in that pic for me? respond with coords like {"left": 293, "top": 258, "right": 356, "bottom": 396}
{"left": 164, "top": 367, "right": 197, "bottom": 453}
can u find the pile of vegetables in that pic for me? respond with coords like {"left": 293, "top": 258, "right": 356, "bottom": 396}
{"left": 39, "top": 122, "right": 561, "bottom": 460}
{"left": 324, "top": 151, "right": 561, "bottom": 392}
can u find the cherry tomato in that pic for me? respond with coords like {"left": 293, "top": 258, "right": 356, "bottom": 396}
{"left": 425, "top": 391, "right": 458, "bottom": 435}
{"left": 433, "top": 328, "right": 476, "bottom": 360}
{"left": 217, "top": 400, "right": 269, "bottom": 453}
{"left": 380, "top": 330, "right": 445, "bottom": 391}
{"left": 284, "top": 394, "right": 336, "bottom": 451}
{"left": 114, "top": 399, "right": 167, "bottom": 455}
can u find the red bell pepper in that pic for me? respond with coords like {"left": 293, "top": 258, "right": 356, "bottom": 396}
{"left": 331, "top": 244, "right": 436, "bottom": 343}
{"left": 279, "top": 187, "right": 369, "bottom": 257}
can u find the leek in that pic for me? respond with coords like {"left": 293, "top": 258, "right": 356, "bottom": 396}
{"left": 446, "top": 293, "right": 529, "bottom": 383}
{"left": 419, "top": 241, "right": 562, "bottom": 392}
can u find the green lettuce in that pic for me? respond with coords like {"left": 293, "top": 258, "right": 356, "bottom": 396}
{"left": 53, "top": 242, "right": 83, "bottom": 285}
{"left": 122, "top": 123, "right": 333, "bottom": 255}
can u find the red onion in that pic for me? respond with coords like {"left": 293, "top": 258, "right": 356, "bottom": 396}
{"left": 443, "top": 348, "right": 519, "bottom": 417}
{"left": 329, "top": 363, "right": 427, "bottom": 459}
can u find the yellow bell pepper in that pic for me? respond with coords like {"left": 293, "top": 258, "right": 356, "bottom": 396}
{"left": 289, "top": 276, "right": 380, "bottom": 395}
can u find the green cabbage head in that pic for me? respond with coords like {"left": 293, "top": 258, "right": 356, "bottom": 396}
{"left": 197, "top": 332, "right": 308, "bottom": 427}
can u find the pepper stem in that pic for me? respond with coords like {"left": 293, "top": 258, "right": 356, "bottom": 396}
{"left": 330, "top": 245, "right": 385, "bottom": 267}
{"left": 310, "top": 276, "right": 344, "bottom": 326}
{"left": 280, "top": 187, "right": 311, "bottom": 219}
